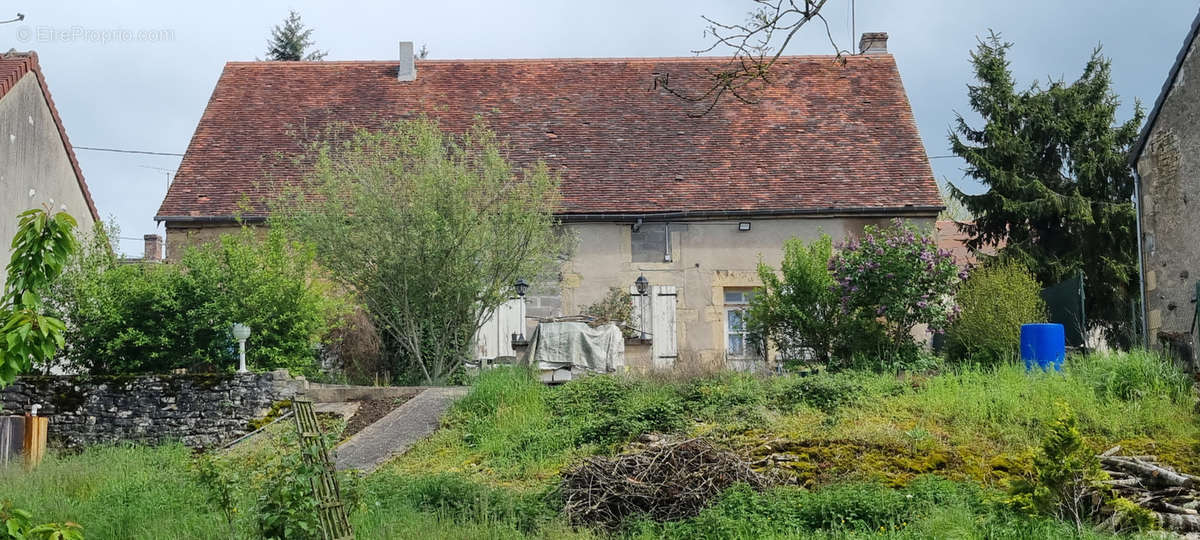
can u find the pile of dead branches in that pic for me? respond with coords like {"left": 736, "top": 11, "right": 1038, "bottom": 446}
{"left": 1098, "top": 446, "right": 1200, "bottom": 533}
{"left": 561, "top": 436, "right": 773, "bottom": 529}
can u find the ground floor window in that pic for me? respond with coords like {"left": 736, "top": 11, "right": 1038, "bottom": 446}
{"left": 724, "top": 289, "right": 758, "bottom": 359}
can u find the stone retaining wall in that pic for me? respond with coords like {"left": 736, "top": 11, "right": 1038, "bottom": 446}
{"left": 0, "top": 371, "right": 304, "bottom": 448}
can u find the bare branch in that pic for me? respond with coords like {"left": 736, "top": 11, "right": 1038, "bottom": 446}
{"left": 661, "top": 0, "right": 849, "bottom": 117}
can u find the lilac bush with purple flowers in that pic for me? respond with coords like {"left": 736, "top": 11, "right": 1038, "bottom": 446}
{"left": 829, "top": 219, "right": 960, "bottom": 350}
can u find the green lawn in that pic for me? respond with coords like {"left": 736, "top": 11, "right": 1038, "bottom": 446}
{"left": 1, "top": 350, "right": 1195, "bottom": 539}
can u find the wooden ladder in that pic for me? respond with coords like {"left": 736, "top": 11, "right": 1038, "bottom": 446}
{"left": 292, "top": 398, "right": 354, "bottom": 540}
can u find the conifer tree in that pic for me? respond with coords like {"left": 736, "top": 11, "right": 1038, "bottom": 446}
{"left": 264, "top": 10, "right": 327, "bottom": 61}
{"left": 948, "top": 32, "right": 1143, "bottom": 343}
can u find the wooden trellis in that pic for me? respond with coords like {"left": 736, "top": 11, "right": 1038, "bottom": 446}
{"left": 291, "top": 398, "right": 354, "bottom": 540}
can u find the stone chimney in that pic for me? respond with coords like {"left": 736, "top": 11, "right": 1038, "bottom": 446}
{"left": 398, "top": 41, "right": 416, "bottom": 81}
{"left": 858, "top": 32, "right": 888, "bottom": 55}
{"left": 143, "top": 234, "right": 162, "bottom": 262}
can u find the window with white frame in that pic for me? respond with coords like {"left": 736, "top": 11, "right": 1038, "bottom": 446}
{"left": 724, "top": 289, "right": 758, "bottom": 358}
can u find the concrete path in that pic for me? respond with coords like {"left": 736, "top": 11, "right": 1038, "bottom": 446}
{"left": 334, "top": 387, "right": 468, "bottom": 472}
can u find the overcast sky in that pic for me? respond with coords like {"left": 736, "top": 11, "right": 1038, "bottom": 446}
{"left": 5, "top": 1, "right": 1197, "bottom": 255}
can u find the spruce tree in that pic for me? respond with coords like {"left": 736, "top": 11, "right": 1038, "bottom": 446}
{"left": 948, "top": 32, "right": 1143, "bottom": 343}
{"left": 264, "top": 10, "right": 327, "bottom": 61}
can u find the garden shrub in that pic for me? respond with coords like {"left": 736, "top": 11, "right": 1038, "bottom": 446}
{"left": 584, "top": 287, "right": 634, "bottom": 336}
{"left": 747, "top": 235, "right": 847, "bottom": 367}
{"left": 50, "top": 225, "right": 348, "bottom": 375}
{"left": 829, "top": 219, "right": 960, "bottom": 361}
{"left": 947, "top": 261, "right": 1046, "bottom": 365}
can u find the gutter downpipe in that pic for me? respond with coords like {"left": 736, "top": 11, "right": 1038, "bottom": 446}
{"left": 1132, "top": 167, "right": 1149, "bottom": 348}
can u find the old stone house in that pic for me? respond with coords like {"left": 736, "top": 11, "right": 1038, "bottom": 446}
{"left": 0, "top": 51, "right": 99, "bottom": 267}
{"left": 1130, "top": 10, "right": 1200, "bottom": 370}
{"left": 155, "top": 33, "right": 941, "bottom": 370}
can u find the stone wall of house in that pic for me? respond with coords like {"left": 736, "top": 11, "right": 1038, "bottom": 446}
{"left": 0, "top": 371, "right": 304, "bottom": 448}
{"left": 1135, "top": 31, "right": 1200, "bottom": 372}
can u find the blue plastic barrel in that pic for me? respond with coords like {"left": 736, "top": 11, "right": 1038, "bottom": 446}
{"left": 1020, "top": 323, "right": 1065, "bottom": 371}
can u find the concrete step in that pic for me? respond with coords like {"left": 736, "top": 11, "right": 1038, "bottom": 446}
{"left": 334, "top": 387, "right": 468, "bottom": 472}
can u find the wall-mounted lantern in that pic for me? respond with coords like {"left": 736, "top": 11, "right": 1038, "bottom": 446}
{"left": 635, "top": 274, "right": 650, "bottom": 296}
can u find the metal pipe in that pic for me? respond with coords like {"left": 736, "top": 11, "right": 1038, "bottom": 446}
{"left": 1132, "top": 168, "right": 1149, "bottom": 347}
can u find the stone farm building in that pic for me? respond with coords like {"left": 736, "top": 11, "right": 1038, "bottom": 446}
{"left": 1130, "top": 8, "right": 1200, "bottom": 370}
{"left": 0, "top": 51, "right": 99, "bottom": 268}
{"left": 155, "top": 33, "right": 942, "bottom": 369}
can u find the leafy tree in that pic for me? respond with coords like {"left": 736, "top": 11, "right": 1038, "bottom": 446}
{"left": 746, "top": 234, "right": 843, "bottom": 366}
{"left": 49, "top": 225, "right": 345, "bottom": 375}
{"left": 264, "top": 10, "right": 327, "bottom": 61}
{"left": 0, "top": 208, "right": 77, "bottom": 387}
{"left": 274, "top": 118, "right": 568, "bottom": 384}
{"left": 948, "top": 33, "right": 1143, "bottom": 344}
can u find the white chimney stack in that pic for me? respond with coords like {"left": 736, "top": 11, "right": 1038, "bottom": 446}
{"left": 858, "top": 32, "right": 888, "bottom": 55}
{"left": 398, "top": 41, "right": 416, "bottom": 81}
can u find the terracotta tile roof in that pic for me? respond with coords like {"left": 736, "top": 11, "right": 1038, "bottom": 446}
{"left": 0, "top": 51, "right": 100, "bottom": 223}
{"left": 156, "top": 55, "right": 939, "bottom": 221}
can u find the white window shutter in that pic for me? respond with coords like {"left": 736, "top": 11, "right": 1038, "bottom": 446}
{"left": 474, "top": 298, "right": 525, "bottom": 360}
{"left": 651, "top": 285, "right": 677, "bottom": 369}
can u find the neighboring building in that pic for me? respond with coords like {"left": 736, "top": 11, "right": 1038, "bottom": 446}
{"left": 1130, "top": 10, "right": 1200, "bottom": 369}
{"left": 156, "top": 34, "right": 941, "bottom": 370}
{"left": 0, "top": 51, "right": 99, "bottom": 266}
{"left": 936, "top": 220, "right": 1002, "bottom": 270}
{"left": 118, "top": 234, "right": 164, "bottom": 264}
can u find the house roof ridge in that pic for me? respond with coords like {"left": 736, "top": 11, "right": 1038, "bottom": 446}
{"left": 223, "top": 54, "right": 884, "bottom": 66}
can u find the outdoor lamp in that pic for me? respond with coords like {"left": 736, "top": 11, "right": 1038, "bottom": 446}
{"left": 514, "top": 278, "right": 529, "bottom": 298}
{"left": 232, "top": 323, "right": 251, "bottom": 373}
{"left": 635, "top": 274, "right": 649, "bottom": 296}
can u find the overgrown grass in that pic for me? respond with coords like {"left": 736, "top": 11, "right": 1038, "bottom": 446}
{"left": 1, "top": 350, "right": 1193, "bottom": 538}
{"left": 0, "top": 445, "right": 227, "bottom": 539}
{"left": 394, "top": 350, "right": 1198, "bottom": 491}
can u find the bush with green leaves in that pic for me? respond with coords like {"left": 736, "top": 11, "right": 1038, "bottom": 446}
{"left": 947, "top": 261, "right": 1046, "bottom": 365}
{"left": 50, "top": 225, "right": 346, "bottom": 375}
{"left": 584, "top": 287, "right": 634, "bottom": 336}
{"left": 747, "top": 235, "right": 848, "bottom": 367}
{"left": 1, "top": 500, "right": 84, "bottom": 540}
{"left": 829, "top": 219, "right": 960, "bottom": 359}
{"left": 0, "top": 209, "right": 77, "bottom": 387}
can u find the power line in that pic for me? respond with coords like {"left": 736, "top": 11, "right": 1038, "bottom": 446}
{"left": 74, "top": 146, "right": 185, "bottom": 157}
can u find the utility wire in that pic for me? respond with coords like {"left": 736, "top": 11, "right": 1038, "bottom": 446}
{"left": 75, "top": 146, "right": 185, "bottom": 157}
